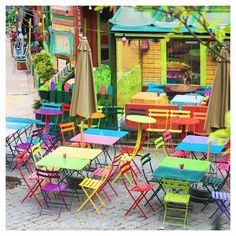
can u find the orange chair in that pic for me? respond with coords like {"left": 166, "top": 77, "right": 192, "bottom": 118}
{"left": 169, "top": 110, "right": 191, "bottom": 134}
{"left": 58, "top": 122, "right": 90, "bottom": 148}
{"left": 192, "top": 112, "right": 209, "bottom": 136}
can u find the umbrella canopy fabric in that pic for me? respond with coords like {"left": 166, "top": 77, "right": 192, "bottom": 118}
{"left": 204, "top": 48, "right": 230, "bottom": 132}
{"left": 70, "top": 37, "right": 97, "bottom": 120}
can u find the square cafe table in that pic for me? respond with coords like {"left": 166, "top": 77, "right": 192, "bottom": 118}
{"left": 176, "top": 135, "right": 225, "bottom": 160}
{"left": 170, "top": 94, "right": 204, "bottom": 109}
{"left": 36, "top": 146, "right": 102, "bottom": 171}
{"left": 153, "top": 157, "right": 211, "bottom": 183}
{"left": 70, "top": 129, "right": 128, "bottom": 162}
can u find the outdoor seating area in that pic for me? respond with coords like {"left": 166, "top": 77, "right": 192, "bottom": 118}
{"left": 5, "top": 5, "right": 230, "bottom": 232}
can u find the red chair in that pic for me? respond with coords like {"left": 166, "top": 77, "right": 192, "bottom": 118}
{"left": 15, "top": 151, "right": 44, "bottom": 207}
{"left": 120, "top": 161, "right": 155, "bottom": 218}
{"left": 163, "top": 131, "right": 189, "bottom": 158}
{"left": 59, "top": 103, "right": 71, "bottom": 124}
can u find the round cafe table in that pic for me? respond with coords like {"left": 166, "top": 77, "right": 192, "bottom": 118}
{"left": 170, "top": 117, "right": 199, "bottom": 140}
{"left": 126, "top": 115, "right": 156, "bottom": 151}
{"left": 34, "top": 109, "right": 63, "bottom": 132}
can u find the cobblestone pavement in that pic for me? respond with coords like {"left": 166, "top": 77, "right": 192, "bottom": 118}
{"left": 5, "top": 147, "right": 230, "bottom": 231}
{"left": 5, "top": 38, "right": 230, "bottom": 231}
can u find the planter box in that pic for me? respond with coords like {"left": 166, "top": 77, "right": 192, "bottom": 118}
{"left": 38, "top": 90, "right": 49, "bottom": 101}
{"left": 56, "top": 91, "right": 64, "bottom": 103}
{"left": 64, "top": 91, "right": 72, "bottom": 104}
{"left": 16, "top": 61, "right": 27, "bottom": 70}
{"left": 49, "top": 90, "right": 57, "bottom": 103}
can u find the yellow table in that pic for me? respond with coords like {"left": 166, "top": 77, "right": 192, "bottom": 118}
{"left": 47, "top": 146, "right": 102, "bottom": 160}
{"left": 131, "top": 92, "right": 168, "bottom": 104}
{"left": 126, "top": 115, "right": 156, "bottom": 155}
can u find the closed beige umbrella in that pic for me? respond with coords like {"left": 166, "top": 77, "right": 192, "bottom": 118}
{"left": 70, "top": 37, "right": 97, "bottom": 143}
{"left": 205, "top": 48, "right": 230, "bottom": 133}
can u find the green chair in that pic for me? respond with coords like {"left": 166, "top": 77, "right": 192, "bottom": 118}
{"left": 161, "top": 179, "right": 191, "bottom": 229}
{"left": 154, "top": 136, "right": 168, "bottom": 161}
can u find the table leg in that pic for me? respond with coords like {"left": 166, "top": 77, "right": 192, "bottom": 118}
{"left": 45, "top": 115, "right": 49, "bottom": 132}
{"left": 181, "top": 124, "right": 186, "bottom": 140}
{"left": 87, "top": 118, "right": 92, "bottom": 128}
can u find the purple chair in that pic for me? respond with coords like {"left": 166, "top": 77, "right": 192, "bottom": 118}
{"left": 15, "top": 127, "right": 44, "bottom": 152}
{"left": 36, "top": 168, "right": 69, "bottom": 218}
{"left": 210, "top": 191, "right": 230, "bottom": 223}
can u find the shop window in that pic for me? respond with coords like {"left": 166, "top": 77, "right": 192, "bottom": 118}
{"left": 167, "top": 39, "right": 200, "bottom": 85}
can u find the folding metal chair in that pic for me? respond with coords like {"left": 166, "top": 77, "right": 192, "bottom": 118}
{"left": 161, "top": 179, "right": 191, "bottom": 229}
{"left": 209, "top": 191, "right": 230, "bottom": 223}
{"left": 162, "top": 131, "right": 189, "bottom": 158}
{"left": 120, "top": 161, "right": 155, "bottom": 219}
{"left": 140, "top": 153, "right": 163, "bottom": 207}
{"left": 36, "top": 168, "right": 70, "bottom": 218}
{"left": 201, "top": 173, "right": 229, "bottom": 212}
{"left": 15, "top": 151, "right": 44, "bottom": 207}
{"left": 77, "top": 165, "right": 113, "bottom": 214}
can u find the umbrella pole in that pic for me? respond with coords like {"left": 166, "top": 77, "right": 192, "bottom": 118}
{"left": 207, "top": 141, "right": 211, "bottom": 161}
{"left": 80, "top": 120, "right": 84, "bottom": 147}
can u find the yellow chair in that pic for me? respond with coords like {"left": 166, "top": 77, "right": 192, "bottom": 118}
{"left": 169, "top": 110, "right": 191, "bottom": 134}
{"left": 146, "top": 109, "right": 169, "bottom": 146}
{"left": 31, "top": 143, "right": 44, "bottom": 167}
{"left": 77, "top": 166, "right": 112, "bottom": 214}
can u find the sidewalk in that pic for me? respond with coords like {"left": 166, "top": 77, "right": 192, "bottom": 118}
{"left": 6, "top": 37, "right": 38, "bottom": 119}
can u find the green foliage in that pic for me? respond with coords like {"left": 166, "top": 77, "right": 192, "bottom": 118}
{"left": 33, "top": 53, "right": 54, "bottom": 84}
{"left": 32, "top": 98, "right": 48, "bottom": 109}
{"left": 117, "top": 65, "right": 142, "bottom": 107}
{"left": 32, "top": 98, "right": 41, "bottom": 109}
{"left": 93, "top": 64, "right": 111, "bottom": 94}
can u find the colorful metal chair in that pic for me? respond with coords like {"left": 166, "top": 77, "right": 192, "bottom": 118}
{"left": 77, "top": 165, "right": 114, "bottom": 214}
{"left": 119, "top": 161, "right": 155, "bottom": 219}
{"left": 209, "top": 191, "right": 230, "bottom": 223}
{"left": 161, "top": 179, "right": 191, "bottom": 228}
{"left": 36, "top": 168, "right": 70, "bottom": 218}
{"left": 192, "top": 112, "right": 209, "bottom": 136}
{"left": 15, "top": 151, "right": 44, "bottom": 207}
{"left": 140, "top": 153, "right": 163, "bottom": 206}
{"left": 146, "top": 108, "right": 169, "bottom": 146}
{"left": 162, "top": 131, "right": 189, "bottom": 158}
{"left": 154, "top": 136, "right": 168, "bottom": 160}
{"left": 58, "top": 122, "right": 90, "bottom": 148}
{"left": 169, "top": 110, "right": 191, "bottom": 134}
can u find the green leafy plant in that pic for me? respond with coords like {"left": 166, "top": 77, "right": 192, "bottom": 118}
{"left": 33, "top": 53, "right": 54, "bottom": 84}
{"left": 32, "top": 98, "right": 48, "bottom": 109}
{"left": 93, "top": 64, "right": 111, "bottom": 94}
{"left": 32, "top": 98, "right": 42, "bottom": 109}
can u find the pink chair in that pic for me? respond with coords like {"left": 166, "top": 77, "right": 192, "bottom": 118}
{"left": 163, "top": 131, "right": 189, "bottom": 158}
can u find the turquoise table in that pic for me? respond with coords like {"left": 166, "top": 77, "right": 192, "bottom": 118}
{"left": 153, "top": 157, "right": 211, "bottom": 183}
{"left": 170, "top": 95, "right": 204, "bottom": 109}
{"left": 84, "top": 128, "right": 128, "bottom": 139}
{"left": 176, "top": 135, "right": 225, "bottom": 160}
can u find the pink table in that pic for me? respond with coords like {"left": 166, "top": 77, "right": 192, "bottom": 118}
{"left": 70, "top": 133, "right": 119, "bottom": 145}
{"left": 33, "top": 109, "right": 62, "bottom": 131}
{"left": 70, "top": 133, "right": 121, "bottom": 163}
